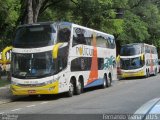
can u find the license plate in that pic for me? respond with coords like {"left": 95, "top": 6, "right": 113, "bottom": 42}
{"left": 28, "top": 90, "right": 36, "bottom": 94}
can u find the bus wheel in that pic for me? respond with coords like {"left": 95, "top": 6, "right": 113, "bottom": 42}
{"left": 145, "top": 70, "right": 149, "bottom": 78}
{"left": 154, "top": 69, "right": 157, "bottom": 76}
{"left": 66, "top": 81, "right": 74, "bottom": 97}
{"left": 148, "top": 69, "right": 150, "bottom": 77}
{"left": 75, "top": 80, "right": 83, "bottom": 95}
{"left": 102, "top": 75, "right": 107, "bottom": 88}
{"left": 107, "top": 74, "right": 112, "bottom": 87}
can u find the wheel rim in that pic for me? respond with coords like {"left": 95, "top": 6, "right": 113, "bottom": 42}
{"left": 108, "top": 77, "right": 111, "bottom": 86}
{"left": 78, "top": 81, "right": 81, "bottom": 91}
{"left": 69, "top": 82, "right": 74, "bottom": 94}
{"left": 104, "top": 76, "right": 107, "bottom": 87}
{"left": 146, "top": 71, "right": 148, "bottom": 77}
{"left": 155, "top": 69, "right": 157, "bottom": 75}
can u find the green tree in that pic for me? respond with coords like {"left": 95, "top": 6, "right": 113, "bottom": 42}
{"left": 0, "top": 0, "right": 20, "bottom": 50}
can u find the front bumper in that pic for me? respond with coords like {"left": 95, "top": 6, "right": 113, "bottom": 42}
{"left": 121, "top": 70, "right": 145, "bottom": 78}
{"left": 10, "top": 81, "right": 59, "bottom": 95}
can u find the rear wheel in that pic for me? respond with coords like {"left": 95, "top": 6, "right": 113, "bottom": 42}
{"left": 106, "top": 74, "right": 112, "bottom": 87}
{"left": 145, "top": 70, "right": 149, "bottom": 78}
{"left": 66, "top": 81, "right": 74, "bottom": 97}
{"left": 75, "top": 80, "right": 83, "bottom": 95}
{"left": 154, "top": 68, "right": 157, "bottom": 76}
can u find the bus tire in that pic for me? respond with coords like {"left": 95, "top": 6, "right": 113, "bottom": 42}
{"left": 154, "top": 68, "right": 157, "bottom": 76}
{"left": 148, "top": 69, "right": 150, "bottom": 77}
{"left": 66, "top": 80, "right": 74, "bottom": 97}
{"left": 102, "top": 75, "right": 107, "bottom": 88}
{"left": 107, "top": 74, "right": 112, "bottom": 87}
{"left": 145, "top": 70, "right": 149, "bottom": 78}
{"left": 75, "top": 80, "right": 83, "bottom": 95}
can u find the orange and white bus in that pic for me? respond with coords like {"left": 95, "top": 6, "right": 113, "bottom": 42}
{"left": 120, "top": 43, "right": 159, "bottom": 78}
{"left": 11, "top": 22, "right": 116, "bottom": 97}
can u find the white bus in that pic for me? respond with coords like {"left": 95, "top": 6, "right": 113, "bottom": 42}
{"left": 120, "top": 43, "right": 159, "bottom": 78}
{"left": 11, "top": 22, "right": 116, "bottom": 97}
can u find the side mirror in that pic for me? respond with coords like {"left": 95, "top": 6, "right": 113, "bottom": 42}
{"left": 140, "top": 54, "right": 144, "bottom": 61}
{"left": 52, "top": 43, "right": 63, "bottom": 59}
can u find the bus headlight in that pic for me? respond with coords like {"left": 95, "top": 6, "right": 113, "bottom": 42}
{"left": 11, "top": 81, "right": 18, "bottom": 85}
{"left": 44, "top": 79, "right": 57, "bottom": 85}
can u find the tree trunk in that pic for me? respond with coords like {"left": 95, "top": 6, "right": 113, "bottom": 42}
{"left": 32, "top": 0, "right": 44, "bottom": 23}
{"left": 26, "top": 0, "right": 44, "bottom": 24}
{"left": 27, "top": 0, "right": 33, "bottom": 24}
{"left": 17, "top": 0, "right": 53, "bottom": 24}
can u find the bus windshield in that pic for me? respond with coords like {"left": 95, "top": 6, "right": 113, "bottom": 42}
{"left": 120, "top": 57, "right": 143, "bottom": 70}
{"left": 120, "top": 44, "right": 141, "bottom": 56}
{"left": 12, "top": 51, "right": 56, "bottom": 79}
{"left": 14, "top": 25, "right": 55, "bottom": 48}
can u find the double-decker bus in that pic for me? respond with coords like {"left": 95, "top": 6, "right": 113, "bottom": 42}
{"left": 120, "top": 43, "right": 159, "bottom": 78}
{"left": 11, "top": 22, "right": 116, "bottom": 97}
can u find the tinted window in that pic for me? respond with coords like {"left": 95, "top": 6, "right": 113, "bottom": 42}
{"left": 72, "top": 27, "right": 115, "bottom": 49}
{"left": 71, "top": 57, "right": 92, "bottom": 71}
{"left": 73, "top": 28, "right": 88, "bottom": 46}
{"left": 14, "top": 25, "right": 55, "bottom": 48}
{"left": 120, "top": 44, "right": 141, "bottom": 56}
{"left": 98, "top": 58, "right": 104, "bottom": 70}
{"left": 96, "top": 34, "right": 115, "bottom": 49}
{"left": 57, "top": 28, "right": 71, "bottom": 43}
{"left": 120, "top": 57, "right": 143, "bottom": 70}
{"left": 12, "top": 51, "right": 55, "bottom": 79}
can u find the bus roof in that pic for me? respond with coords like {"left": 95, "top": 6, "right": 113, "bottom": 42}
{"left": 18, "top": 21, "right": 114, "bottom": 39}
{"left": 18, "top": 21, "right": 72, "bottom": 27}
{"left": 121, "top": 43, "right": 156, "bottom": 48}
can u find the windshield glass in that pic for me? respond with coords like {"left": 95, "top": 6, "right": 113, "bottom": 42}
{"left": 120, "top": 44, "right": 141, "bottom": 56}
{"left": 14, "top": 25, "right": 56, "bottom": 48}
{"left": 120, "top": 57, "right": 143, "bottom": 70}
{"left": 12, "top": 51, "right": 55, "bottom": 79}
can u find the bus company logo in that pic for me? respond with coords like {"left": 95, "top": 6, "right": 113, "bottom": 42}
{"left": 76, "top": 46, "right": 93, "bottom": 56}
{"left": 78, "top": 47, "right": 83, "bottom": 55}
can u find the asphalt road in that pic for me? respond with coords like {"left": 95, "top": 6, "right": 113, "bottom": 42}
{"left": 0, "top": 75, "right": 160, "bottom": 120}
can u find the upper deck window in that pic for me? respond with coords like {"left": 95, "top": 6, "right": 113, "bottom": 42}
{"left": 14, "top": 25, "right": 55, "bottom": 48}
{"left": 120, "top": 44, "right": 141, "bottom": 56}
{"left": 57, "top": 28, "right": 71, "bottom": 43}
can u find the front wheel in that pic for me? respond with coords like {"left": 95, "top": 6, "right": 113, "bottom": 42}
{"left": 102, "top": 75, "right": 107, "bottom": 88}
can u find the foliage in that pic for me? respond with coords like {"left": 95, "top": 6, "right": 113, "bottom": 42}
{"left": 1, "top": 0, "right": 160, "bottom": 54}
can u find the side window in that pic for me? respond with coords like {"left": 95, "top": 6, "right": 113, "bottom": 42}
{"left": 96, "top": 34, "right": 116, "bottom": 49}
{"left": 141, "top": 45, "right": 144, "bottom": 53}
{"left": 145, "top": 46, "right": 150, "bottom": 53}
{"left": 154, "top": 48, "right": 157, "bottom": 54}
{"left": 73, "top": 28, "right": 87, "bottom": 46}
{"left": 98, "top": 58, "right": 104, "bottom": 70}
{"left": 71, "top": 57, "right": 92, "bottom": 71}
{"left": 108, "top": 37, "right": 115, "bottom": 49}
{"left": 151, "top": 47, "right": 154, "bottom": 54}
{"left": 96, "top": 35, "right": 107, "bottom": 48}
{"left": 57, "top": 28, "right": 71, "bottom": 43}
{"left": 57, "top": 45, "right": 68, "bottom": 71}
{"left": 145, "top": 46, "right": 147, "bottom": 53}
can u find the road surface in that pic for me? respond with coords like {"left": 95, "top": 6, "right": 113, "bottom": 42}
{"left": 0, "top": 75, "right": 160, "bottom": 120}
